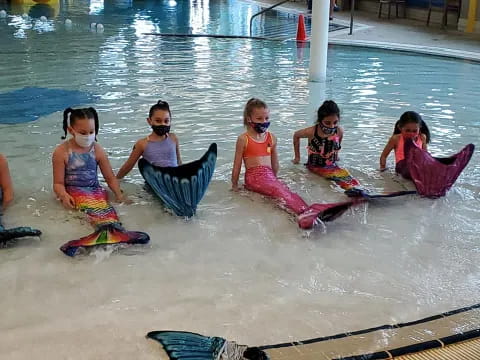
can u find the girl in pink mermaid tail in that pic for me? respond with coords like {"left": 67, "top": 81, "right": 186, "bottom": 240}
{"left": 379, "top": 111, "right": 429, "bottom": 178}
{"left": 231, "top": 98, "right": 355, "bottom": 230}
{"left": 293, "top": 100, "right": 361, "bottom": 194}
{"left": 52, "top": 107, "right": 149, "bottom": 256}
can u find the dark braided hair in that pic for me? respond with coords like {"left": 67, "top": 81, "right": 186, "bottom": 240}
{"left": 62, "top": 107, "right": 99, "bottom": 140}
{"left": 316, "top": 100, "right": 340, "bottom": 124}
{"left": 149, "top": 100, "right": 171, "bottom": 118}
{"left": 393, "top": 111, "right": 431, "bottom": 144}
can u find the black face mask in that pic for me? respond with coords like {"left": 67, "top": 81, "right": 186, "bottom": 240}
{"left": 152, "top": 125, "right": 170, "bottom": 136}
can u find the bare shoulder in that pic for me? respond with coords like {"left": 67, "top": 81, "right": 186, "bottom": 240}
{"left": 93, "top": 142, "right": 107, "bottom": 158}
{"left": 135, "top": 137, "right": 148, "bottom": 150}
{"left": 169, "top": 133, "right": 179, "bottom": 144}
{"left": 0, "top": 153, "right": 6, "bottom": 165}
{"left": 337, "top": 126, "right": 344, "bottom": 135}
{"left": 269, "top": 132, "right": 277, "bottom": 145}
{"left": 52, "top": 142, "right": 67, "bottom": 158}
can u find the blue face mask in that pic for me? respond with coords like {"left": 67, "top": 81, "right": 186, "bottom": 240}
{"left": 320, "top": 122, "right": 337, "bottom": 135}
{"left": 250, "top": 121, "right": 270, "bottom": 133}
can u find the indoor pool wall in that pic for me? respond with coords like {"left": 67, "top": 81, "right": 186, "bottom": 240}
{"left": 0, "top": 0, "right": 479, "bottom": 359}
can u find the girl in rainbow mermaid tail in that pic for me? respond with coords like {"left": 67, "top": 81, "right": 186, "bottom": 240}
{"left": 232, "top": 98, "right": 355, "bottom": 230}
{"left": 0, "top": 154, "right": 41, "bottom": 244}
{"left": 52, "top": 107, "right": 149, "bottom": 256}
{"left": 116, "top": 100, "right": 181, "bottom": 179}
{"left": 380, "top": 111, "right": 430, "bottom": 178}
{"left": 292, "top": 100, "right": 361, "bottom": 194}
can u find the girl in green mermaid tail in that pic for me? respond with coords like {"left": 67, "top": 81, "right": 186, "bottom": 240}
{"left": 292, "top": 100, "right": 361, "bottom": 193}
{"left": 52, "top": 107, "right": 149, "bottom": 256}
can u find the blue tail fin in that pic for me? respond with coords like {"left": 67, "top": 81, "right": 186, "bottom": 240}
{"left": 139, "top": 143, "right": 217, "bottom": 217}
{"left": 147, "top": 331, "right": 269, "bottom": 360}
{"left": 0, "top": 214, "right": 41, "bottom": 245}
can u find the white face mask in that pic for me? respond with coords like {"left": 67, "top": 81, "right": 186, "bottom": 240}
{"left": 74, "top": 133, "right": 95, "bottom": 148}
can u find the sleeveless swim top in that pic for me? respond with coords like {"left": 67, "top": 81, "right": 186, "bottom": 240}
{"left": 395, "top": 135, "right": 423, "bottom": 164}
{"left": 142, "top": 135, "right": 178, "bottom": 167}
{"left": 243, "top": 132, "right": 273, "bottom": 159}
{"left": 307, "top": 125, "right": 341, "bottom": 167}
{"left": 65, "top": 144, "right": 99, "bottom": 188}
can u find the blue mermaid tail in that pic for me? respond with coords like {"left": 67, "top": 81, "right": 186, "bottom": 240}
{"left": 138, "top": 143, "right": 217, "bottom": 217}
{"left": 146, "top": 331, "right": 269, "bottom": 360}
{"left": 0, "top": 213, "right": 41, "bottom": 245}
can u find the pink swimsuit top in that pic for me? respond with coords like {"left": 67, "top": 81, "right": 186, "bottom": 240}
{"left": 395, "top": 135, "right": 423, "bottom": 163}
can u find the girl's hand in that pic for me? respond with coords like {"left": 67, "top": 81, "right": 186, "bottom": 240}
{"left": 115, "top": 193, "right": 133, "bottom": 205}
{"left": 292, "top": 157, "right": 300, "bottom": 164}
{"left": 60, "top": 193, "right": 76, "bottom": 209}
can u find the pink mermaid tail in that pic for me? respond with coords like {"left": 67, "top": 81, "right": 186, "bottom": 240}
{"left": 307, "top": 164, "right": 360, "bottom": 191}
{"left": 60, "top": 186, "right": 149, "bottom": 257}
{"left": 244, "top": 166, "right": 356, "bottom": 229}
{"left": 401, "top": 139, "right": 475, "bottom": 198}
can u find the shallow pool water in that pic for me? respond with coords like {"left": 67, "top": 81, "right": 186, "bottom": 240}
{"left": 1, "top": 0, "right": 479, "bottom": 359}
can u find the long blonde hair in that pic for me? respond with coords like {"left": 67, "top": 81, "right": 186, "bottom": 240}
{"left": 243, "top": 98, "right": 268, "bottom": 126}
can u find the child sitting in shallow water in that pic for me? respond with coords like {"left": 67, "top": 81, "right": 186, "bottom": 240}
{"left": 380, "top": 111, "right": 430, "bottom": 178}
{"left": 231, "top": 98, "right": 355, "bottom": 230}
{"left": 116, "top": 100, "right": 181, "bottom": 179}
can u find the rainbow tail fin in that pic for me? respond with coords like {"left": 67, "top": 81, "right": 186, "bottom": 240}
{"left": 60, "top": 223, "right": 149, "bottom": 257}
{"left": 146, "top": 331, "right": 269, "bottom": 360}
{"left": 297, "top": 200, "right": 360, "bottom": 230}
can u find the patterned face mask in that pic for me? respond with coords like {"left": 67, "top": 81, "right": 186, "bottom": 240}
{"left": 320, "top": 122, "right": 337, "bottom": 135}
{"left": 250, "top": 121, "right": 270, "bottom": 133}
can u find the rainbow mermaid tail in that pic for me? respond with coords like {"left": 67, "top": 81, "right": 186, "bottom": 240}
{"left": 60, "top": 186, "right": 149, "bottom": 257}
{"left": 307, "top": 164, "right": 360, "bottom": 191}
{"left": 0, "top": 213, "right": 41, "bottom": 246}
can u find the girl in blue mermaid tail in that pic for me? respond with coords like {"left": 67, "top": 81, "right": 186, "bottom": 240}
{"left": 116, "top": 100, "right": 216, "bottom": 217}
{"left": 52, "top": 107, "right": 149, "bottom": 256}
{"left": 116, "top": 100, "right": 181, "bottom": 179}
{"left": 293, "top": 100, "right": 361, "bottom": 193}
{"left": 0, "top": 154, "right": 41, "bottom": 245}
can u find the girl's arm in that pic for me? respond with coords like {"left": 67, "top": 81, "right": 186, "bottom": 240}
{"left": 271, "top": 134, "right": 280, "bottom": 176}
{"left": 96, "top": 144, "right": 125, "bottom": 202}
{"left": 231, "top": 135, "right": 246, "bottom": 191}
{"left": 0, "top": 154, "right": 14, "bottom": 209}
{"left": 52, "top": 145, "right": 76, "bottom": 209}
{"left": 421, "top": 134, "right": 428, "bottom": 151}
{"left": 116, "top": 139, "right": 145, "bottom": 179}
{"left": 292, "top": 127, "right": 312, "bottom": 164}
{"left": 336, "top": 126, "right": 344, "bottom": 162}
{"left": 379, "top": 136, "right": 397, "bottom": 170}
{"left": 171, "top": 133, "right": 182, "bottom": 165}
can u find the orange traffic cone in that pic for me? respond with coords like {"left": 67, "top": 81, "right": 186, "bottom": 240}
{"left": 296, "top": 14, "right": 307, "bottom": 41}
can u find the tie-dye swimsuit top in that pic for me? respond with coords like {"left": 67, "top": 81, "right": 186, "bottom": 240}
{"left": 307, "top": 125, "right": 341, "bottom": 167}
{"left": 65, "top": 144, "right": 99, "bottom": 188}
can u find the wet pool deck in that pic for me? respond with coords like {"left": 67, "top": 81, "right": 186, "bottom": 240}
{"left": 249, "top": 0, "right": 480, "bottom": 60}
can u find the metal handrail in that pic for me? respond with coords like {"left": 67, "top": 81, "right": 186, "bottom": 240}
{"left": 249, "top": 0, "right": 290, "bottom": 37}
